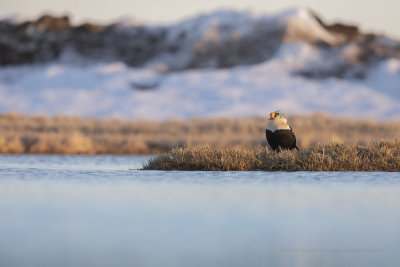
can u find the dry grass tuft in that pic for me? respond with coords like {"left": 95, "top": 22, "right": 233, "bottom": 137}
{"left": 143, "top": 141, "right": 400, "bottom": 171}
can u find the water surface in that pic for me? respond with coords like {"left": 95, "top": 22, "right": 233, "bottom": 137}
{"left": 0, "top": 155, "right": 399, "bottom": 267}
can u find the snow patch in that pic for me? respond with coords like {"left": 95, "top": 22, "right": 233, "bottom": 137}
{"left": 0, "top": 54, "right": 399, "bottom": 119}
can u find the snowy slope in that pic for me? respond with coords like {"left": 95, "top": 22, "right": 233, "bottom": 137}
{"left": 1, "top": 43, "right": 399, "bottom": 119}
{"left": 0, "top": 8, "right": 400, "bottom": 119}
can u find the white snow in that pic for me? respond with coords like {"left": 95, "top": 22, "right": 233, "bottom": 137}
{"left": 281, "top": 8, "right": 339, "bottom": 45}
{"left": 365, "top": 58, "right": 400, "bottom": 100}
{"left": 0, "top": 42, "right": 399, "bottom": 119}
{"left": 0, "top": 8, "right": 399, "bottom": 120}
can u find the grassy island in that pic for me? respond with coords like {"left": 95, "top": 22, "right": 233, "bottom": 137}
{"left": 143, "top": 142, "right": 400, "bottom": 171}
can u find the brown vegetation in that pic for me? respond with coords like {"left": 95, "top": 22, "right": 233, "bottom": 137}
{"left": 0, "top": 112, "right": 399, "bottom": 154}
{"left": 143, "top": 142, "right": 400, "bottom": 171}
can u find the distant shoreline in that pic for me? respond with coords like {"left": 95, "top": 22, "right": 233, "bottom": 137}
{"left": 0, "top": 113, "right": 399, "bottom": 155}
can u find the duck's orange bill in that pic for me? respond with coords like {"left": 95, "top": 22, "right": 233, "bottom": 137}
{"left": 269, "top": 112, "right": 275, "bottom": 120}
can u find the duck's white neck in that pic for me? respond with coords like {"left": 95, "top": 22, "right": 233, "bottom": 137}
{"left": 266, "top": 118, "right": 291, "bottom": 132}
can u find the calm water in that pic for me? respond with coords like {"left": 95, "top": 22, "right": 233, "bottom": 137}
{"left": 0, "top": 155, "right": 399, "bottom": 267}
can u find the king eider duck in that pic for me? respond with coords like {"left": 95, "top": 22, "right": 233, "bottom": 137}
{"left": 266, "top": 110, "right": 299, "bottom": 151}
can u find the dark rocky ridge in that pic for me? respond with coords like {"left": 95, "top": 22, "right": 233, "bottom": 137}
{"left": 1, "top": 9, "right": 400, "bottom": 79}
{"left": 0, "top": 15, "right": 167, "bottom": 66}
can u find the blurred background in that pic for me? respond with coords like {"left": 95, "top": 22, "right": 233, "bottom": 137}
{"left": 0, "top": 0, "right": 400, "bottom": 153}
{"left": 2, "top": 4, "right": 399, "bottom": 267}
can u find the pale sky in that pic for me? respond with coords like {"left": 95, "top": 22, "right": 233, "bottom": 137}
{"left": 1, "top": 0, "right": 400, "bottom": 38}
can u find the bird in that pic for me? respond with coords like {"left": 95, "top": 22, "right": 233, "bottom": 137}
{"left": 265, "top": 110, "right": 299, "bottom": 151}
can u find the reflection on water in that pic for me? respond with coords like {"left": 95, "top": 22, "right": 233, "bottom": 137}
{"left": 0, "top": 155, "right": 399, "bottom": 267}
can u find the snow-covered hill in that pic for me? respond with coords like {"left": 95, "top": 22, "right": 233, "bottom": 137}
{"left": 0, "top": 8, "right": 400, "bottom": 119}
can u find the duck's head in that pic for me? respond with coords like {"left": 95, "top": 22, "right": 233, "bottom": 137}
{"left": 268, "top": 110, "right": 286, "bottom": 120}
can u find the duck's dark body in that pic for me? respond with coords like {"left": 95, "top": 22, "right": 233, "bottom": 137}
{"left": 266, "top": 129, "right": 298, "bottom": 151}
